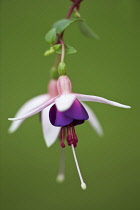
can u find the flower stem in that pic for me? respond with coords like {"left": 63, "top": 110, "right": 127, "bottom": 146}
{"left": 53, "top": 0, "right": 83, "bottom": 73}
{"left": 59, "top": 38, "right": 65, "bottom": 63}
{"left": 54, "top": 54, "right": 61, "bottom": 68}
{"left": 66, "top": 0, "right": 83, "bottom": 19}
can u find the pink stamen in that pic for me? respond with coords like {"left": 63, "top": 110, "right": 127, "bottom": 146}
{"left": 60, "top": 128, "right": 65, "bottom": 148}
{"left": 72, "top": 126, "right": 78, "bottom": 144}
{"left": 60, "top": 124, "right": 79, "bottom": 148}
{"left": 66, "top": 125, "right": 72, "bottom": 145}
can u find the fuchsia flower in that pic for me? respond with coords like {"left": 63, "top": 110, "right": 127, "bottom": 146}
{"left": 9, "top": 79, "right": 103, "bottom": 146}
{"left": 8, "top": 75, "right": 130, "bottom": 189}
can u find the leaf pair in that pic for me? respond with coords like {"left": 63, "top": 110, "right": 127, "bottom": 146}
{"left": 45, "top": 18, "right": 84, "bottom": 45}
{"left": 44, "top": 17, "right": 99, "bottom": 57}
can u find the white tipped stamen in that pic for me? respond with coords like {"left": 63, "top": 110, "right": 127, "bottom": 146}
{"left": 56, "top": 146, "right": 65, "bottom": 183}
{"left": 71, "top": 145, "right": 87, "bottom": 190}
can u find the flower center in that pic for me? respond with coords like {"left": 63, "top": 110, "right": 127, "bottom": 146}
{"left": 60, "top": 123, "right": 78, "bottom": 148}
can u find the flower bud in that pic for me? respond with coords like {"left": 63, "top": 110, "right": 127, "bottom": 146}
{"left": 58, "top": 62, "right": 66, "bottom": 76}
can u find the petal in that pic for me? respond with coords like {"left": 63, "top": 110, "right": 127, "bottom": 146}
{"left": 55, "top": 94, "right": 76, "bottom": 112}
{"left": 8, "top": 94, "right": 49, "bottom": 133}
{"left": 8, "top": 96, "right": 58, "bottom": 121}
{"left": 41, "top": 105, "right": 61, "bottom": 147}
{"left": 63, "top": 99, "right": 89, "bottom": 120}
{"left": 49, "top": 104, "right": 73, "bottom": 126}
{"left": 81, "top": 102, "right": 103, "bottom": 136}
{"left": 76, "top": 94, "right": 131, "bottom": 109}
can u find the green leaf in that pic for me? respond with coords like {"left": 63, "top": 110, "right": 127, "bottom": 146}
{"left": 65, "top": 45, "right": 77, "bottom": 54}
{"left": 78, "top": 21, "right": 100, "bottom": 40}
{"left": 52, "top": 18, "right": 84, "bottom": 34}
{"left": 45, "top": 28, "right": 57, "bottom": 44}
{"left": 52, "top": 44, "right": 61, "bottom": 51}
{"left": 44, "top": 44, "right": 61, "bottom": 56}
{"left": 55, "top": 44, "right": 77, "bottom": 54}
{"left": 44, "top": 48, "right": 55, "bottom": 56}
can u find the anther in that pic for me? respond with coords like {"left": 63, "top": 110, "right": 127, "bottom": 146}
{"left": 73, "top": 142, "right": 77, "bottom": 147}
{"left": 73, "top": 135, "right": 78, "bottom": 143}
{"left": 60, "top": 142, "right": 65, "bottom": 148}
{"left": 66, "top": 134, "right": 72, "bottom": 145}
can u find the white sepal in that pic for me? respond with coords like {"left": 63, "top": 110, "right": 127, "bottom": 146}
{"left": 8, "top": 94, "right": 49, "bottom": 133}
{"left": 76, "top": 94, "right": 131, "bottom": 109}
{"left": 8, "top": 96, "right": 58, "bottom": 121}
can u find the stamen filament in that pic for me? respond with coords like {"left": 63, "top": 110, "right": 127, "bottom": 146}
{"left": 56, "top": 146, "right": 65, "bottom": 183}
{"left": 60, "top": 127, "right": 65, "bottom": 148}
{"left": 71, "top": 145, "right": 87, "bottom": 190}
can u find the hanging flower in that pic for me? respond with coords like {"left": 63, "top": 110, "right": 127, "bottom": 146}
{"left": 8, "top": 75, "right": 130, "bottom": 190}
{"left": 8, "top": 77, "right": 104, "bottom": 189}
{"left": 9, "top": 79, "right": 103, "bottom": 146}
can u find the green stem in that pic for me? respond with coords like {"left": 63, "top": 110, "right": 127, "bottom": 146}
{"left": 59, "top": 38, "right": 65, "bottom": 63}
{"left": 54, "top": 54, "right": 61, "bottom": 68}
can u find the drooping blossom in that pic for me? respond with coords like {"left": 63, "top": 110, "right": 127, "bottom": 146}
{"left": 8, "top": 78, "right": 103, "bottom": 188}
{"left": 8, "top": 79, "right": 103, "bottom": 146}
{"left": 8, "top": 77, "right": 103, "bottom": 188}
{"left": 8, "top": 75, "right": 130, "bottom": 190}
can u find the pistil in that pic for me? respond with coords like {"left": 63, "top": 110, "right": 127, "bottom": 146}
{"left": 59, "top": 126, "right": 86, "bottom": 190}
{"left": 71, "top": 144, "right": 87, "bottom": 190}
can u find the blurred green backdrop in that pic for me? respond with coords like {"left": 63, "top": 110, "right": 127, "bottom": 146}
{"left": 1, "top": 0, "right": 140, "bottom": 209}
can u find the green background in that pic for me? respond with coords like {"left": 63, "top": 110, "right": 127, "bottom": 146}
{"left": 1, "top": 0, "right": 140, "bottom": 209}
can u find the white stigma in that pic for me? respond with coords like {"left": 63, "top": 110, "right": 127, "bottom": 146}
{"left": 56, "top": 174, "right": 65, "bottom": 183}
{"left": 71, "top": 145, "right": 87, "bottom": 190}
{"left": 81, "top": 183, "right": 87, "bottom": 190}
